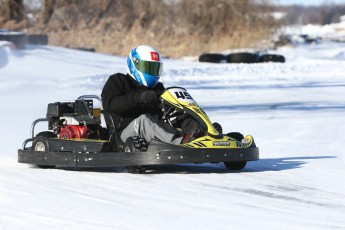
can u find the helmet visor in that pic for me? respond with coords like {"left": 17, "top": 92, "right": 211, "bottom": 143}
{"left": 134, "top": 59, "right": 162, "bottom": 76}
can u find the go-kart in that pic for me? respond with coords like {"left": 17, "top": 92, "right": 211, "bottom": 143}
{"left": 18, "top": 87, "right": 259, "bottom": 172}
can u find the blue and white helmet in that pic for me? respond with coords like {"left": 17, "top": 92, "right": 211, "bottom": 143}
{"left": 127, "top": 45, "right": 163, "bottom": 88}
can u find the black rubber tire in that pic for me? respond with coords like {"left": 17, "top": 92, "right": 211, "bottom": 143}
{"left": 225, "top": 132, "right": 244, "bottom": 141}
{"left": 224, "top": 132, "right": 247, "bottom": 170}
{"left": 127, "top": 165, "right": 147, "bottom": 174}
{"left": 71, "top": 47, "right": 96, "bottom": 52}
{"left": 0, "top": 31, "right": 26, "bottom": 49}
{"left": 124, "top": 136, "right": 148, "bottom": 152}
{"left": 124, "top": 137, "right": 147, "bottom": 174}
{"left": 199, "top": 53, "right": 226, "bottom": 63}
{"left": 226, "top": 52, "right": 258, "bottom": 64}
{"left": 258, "top": 54, "right": 285, "bottom": 63}
{"left": 212, "top": 122, "right": 223, "bottom": 134}
{"left": 226, "top": 131, "right": 256, "bottom": 147}
{"left": 32, "top": 131, "right": 57, "bottom": 169}
{"left": 224, "top": 161, "right": 247, "bottom": 170}
{"left": 26, "top": 34, "right": 49, "bottom": 45}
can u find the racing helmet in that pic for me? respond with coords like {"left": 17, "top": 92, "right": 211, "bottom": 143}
{"left": 127, "top": 45, "right": 163, "bottom": 88}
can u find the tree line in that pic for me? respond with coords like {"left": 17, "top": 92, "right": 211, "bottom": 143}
{"left": 1, "top": 0, "right": 278, "bottom": 57}
{"left": 275, "top": 4, "right": 345, "bottom": 25}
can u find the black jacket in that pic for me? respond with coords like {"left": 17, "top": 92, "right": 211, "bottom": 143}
{"left": 101, "top": 73, "right": 165, "bottom": 132}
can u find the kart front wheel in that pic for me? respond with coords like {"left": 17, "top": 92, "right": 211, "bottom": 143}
{"left": 224, "top": 161, "right": 247, "bottom": 170}
{"left": 224, "top": 132, "right": 247, "bottom": 170}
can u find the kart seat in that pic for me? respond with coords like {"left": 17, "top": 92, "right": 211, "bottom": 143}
{"left": 101, "top": 110, "right": 124, "bottom": 152}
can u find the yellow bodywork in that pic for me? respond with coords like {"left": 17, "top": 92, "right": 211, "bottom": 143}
{"left": 161, "top": 88, "right": 255, "bottom": 149}
{"left": 182, "top": 135, "right": 255, "bottom": 148}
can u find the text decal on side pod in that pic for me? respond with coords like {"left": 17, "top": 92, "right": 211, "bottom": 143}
{"left": 213, "top": 141, "right": 230, "bottom": 146}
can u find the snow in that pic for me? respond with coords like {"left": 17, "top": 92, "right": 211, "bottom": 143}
{"left": 1, "top": 36, "right": 345, "bottom": 229}
{"left": 283, "top": 18, "right": 345, "bottom": 42}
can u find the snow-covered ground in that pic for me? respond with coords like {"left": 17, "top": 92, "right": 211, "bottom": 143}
{"left": 1, "top": 38, "right": 345, "bottom": 229}
{"left": 282, "top": 16, "right": 345, "bottom": 42}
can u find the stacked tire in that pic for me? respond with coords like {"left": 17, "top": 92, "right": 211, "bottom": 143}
{"left": 0, "top": 30, "right": 48, "bottom": 49}
{"left": 0, "top": 30, "right": 26, "bottom": 49}
{"left": 199, "top": 51, "right": 285, "bottom": 64}
{"left": 26, "top": 34, "right": 49, "bottom": 45}
{"left": 226, "top": 52, "right": 259, "bottom": 64}
{"left": 198, "top": 53, "right": 226, "bottom": 63}
{"left": 258, "top": 54, "right": 285, "bottom": 63}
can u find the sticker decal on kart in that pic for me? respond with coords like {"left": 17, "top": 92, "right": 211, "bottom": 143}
{"left": 213, "top": 141, "right": 230, "bottom": 146}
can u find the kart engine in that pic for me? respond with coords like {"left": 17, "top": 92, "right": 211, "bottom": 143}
{"left": 59, "top": 124, "right": 88, "bottom": 139}
{"left": 46, "top": 99, "right": 102, "bottom": 139}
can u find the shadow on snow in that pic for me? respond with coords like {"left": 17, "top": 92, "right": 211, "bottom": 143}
{"left": 245, "top": 156, "right": 336, "bottom": 172}
{"left": 39, "top": 155, "right": 337, "bottom": 174}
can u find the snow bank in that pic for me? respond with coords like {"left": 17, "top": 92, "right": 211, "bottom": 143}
{"left": 0, "top": 41, "right": 14, "bottom": 68}
{"left": 283, "top": 19, "right": 345, "bottom": 42}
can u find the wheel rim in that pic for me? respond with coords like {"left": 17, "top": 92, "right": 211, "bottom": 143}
{"left": 34, "top": 141, "right": 46, "bottom": 151}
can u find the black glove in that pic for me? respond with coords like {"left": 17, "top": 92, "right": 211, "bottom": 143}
{"left": 139, "top": 90, "right": 159, "bottom": 105}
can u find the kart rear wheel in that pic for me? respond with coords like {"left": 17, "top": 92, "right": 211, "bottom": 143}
{"left": 124, "top": 137, "right": 147, "bottom": 174}
{"left": 32, "top": 131, "right": 56, "bottom": 169}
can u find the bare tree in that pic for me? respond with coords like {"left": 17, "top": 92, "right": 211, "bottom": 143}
{"left": 0, "top": 0, "right": 25, "bottom": 21}
{"left": 39, "top": 0, "right": 56, "bottom": 24}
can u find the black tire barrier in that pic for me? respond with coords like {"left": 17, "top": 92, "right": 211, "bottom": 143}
{"left": 71, "top": 47, "right": 96, "bottom": 52}
{"left": 0, "top": 30, "right": 26, "bottom": 49}
{"left": 199, "top": 53, "right": 226, "bottom": 63}
{"left": 199, "top": 51, "right": 286, "bottom": 64}
{"left": 258, "top": 54, "right": 285, "bottom": 63}
{"left": 26, "top": 34, "right": 49, "bottom": 45}
{"left": 226, "top": 52, "right": 259, "bottom": 64}
{"left": 300, "top": 35, "right": 321, "bottom": 44}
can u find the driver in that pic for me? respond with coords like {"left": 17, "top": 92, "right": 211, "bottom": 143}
{"left": 102, "top": 45, "right": 193, "bottom": 145}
